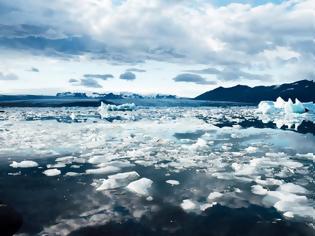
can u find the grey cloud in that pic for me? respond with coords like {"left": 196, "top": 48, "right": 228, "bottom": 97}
{"left": 84, "top": 74, "right": 114, "bottom": 80}
{"left": 126, "top": 68, "right": 146, "bottom": 73}
{"left": 0, "top": 72, "right": 18, "bottom": 80}
{"left": 69, "top": 78, "right": 78, "bottom": 83}
{"left": 29, "top": 67, "right": 39, "bottom": 72}
{"left": 173, "top": 73, "right": 216, "bottom": 85}
{"left": 185, "top": 67, "right": 221, "bottom": 74}
{"left": 119, "top": 72, "right": 136, "bottom": 81}
{"left": 80, "top": 78, "right": 102, "bottom": 88}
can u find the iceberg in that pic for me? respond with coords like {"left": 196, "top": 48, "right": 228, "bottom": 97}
{"left": 10, "top": 160, "right": 38, "bottom": 168}
{"left": 98, "top": 102, "right": 136, "bottom": 115}
{"left": 258, "top": 97, "right": 313, "bottom": 114}
{"left": 180, "top": 199, "right": 197, "bottom": 211}
{"left": 126, "top": 178, "right": 153, "bottom": 196}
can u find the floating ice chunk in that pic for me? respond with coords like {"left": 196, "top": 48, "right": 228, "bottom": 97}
{"left": 181, "top": 199, "right": 197, "bottom": 211}
{"left": 65, "top": 172, "right": 80, "bottom": 177}
{"left": 98, "top": 102, "right": 136, "bottom": 116}
{"left": 208, "top": 192, "right": 223, "bottom": 202}
{"left": 8, "top": 171, "right": 21, "bottom": 176}
{"left": 283, "top": 211, "right": 294, "bottom": 218}
{"left": 126, "top": 178, "right": 153, "bottom": 196}
{"left": 245, "top": 146, "right": 258, "bottom": 153}
{"left": 190, "top": 138, "right": 208, "bottom": 150}
{"left": 96, "top": 171, "right": 140, "bottom": 191}
{"left": 55, "top": 156, "right": 76, "bottom": 164}
{"left": 85, "top": 166, "right": 121, "bottom": 175}
{"left": 200, "top": 203, "right": 216, "bottom": 211}
{"left": 251, "top": 185, "right": 268, "bottom": 195}
{"left": 255, "top": 177, "right": 283, "bottom": 186}
{"left": 277, "top": 183, "right": 308, "bottom": 194}
{"left": 43, "top": 168, "right": 61, "bottom": 176}
{"left": 257, "top": 101, "right": 276, "bottom": 114}
{"left": 166, "top": 180, "right": 180, "bottom": 186}
{"left": 47, "top": 163, "right": 66, "bottom": 168}
{"left": 284, "top": 98, "right": 305, "bottom": 114}
{"left": 274, "top": 97, "right": 286, "bottom": 109}
{"left": 10, "top": 160, "right": 38, "bottom": 168}
{"left": 296, "top": 153, "right": 315, "bottom": 161}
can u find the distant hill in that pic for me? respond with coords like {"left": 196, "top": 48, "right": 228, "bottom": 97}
{"left": 195, "top": 80, "right": 315, "bottom": 103}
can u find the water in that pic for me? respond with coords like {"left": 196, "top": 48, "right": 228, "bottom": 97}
{"left": 0, "top": 100, "right": 314, "bottom": 235}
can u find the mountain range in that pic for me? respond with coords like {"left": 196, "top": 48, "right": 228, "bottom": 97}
{"left": 195, "top": 80, "right": 315, "bottom": 103}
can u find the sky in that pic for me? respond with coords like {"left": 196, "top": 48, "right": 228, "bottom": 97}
{"left": 0, "top": 0, "right": 314, "bottom": 97}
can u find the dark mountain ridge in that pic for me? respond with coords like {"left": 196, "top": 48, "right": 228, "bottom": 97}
{"left": 195, "top": 80, "right": 315, "bottom": 103}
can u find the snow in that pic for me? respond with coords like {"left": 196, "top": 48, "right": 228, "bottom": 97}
{"left": 43, "top": 168, "right": 61, "bottom": 176}
{"left": 126, "top": 178, "right": 153, "bottom": 196}
{"left": 96, "top": 171, "right": 140, "bottom": 191}
{"left": 85, "top": 166, "right": 121, "bottom": 175}
{"left": 180, "top": 199, "right": 197, "bottom": 211}
{"left": 10, "top": 160, "right": 38, "bottom": 168}
{"left": 166, "top": 180, "right": 180, "bottom": 186}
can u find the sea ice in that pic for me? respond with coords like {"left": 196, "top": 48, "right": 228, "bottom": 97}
{"left": 181, "top": 199, "right": 197, "bottom": 211}
{"left": 166, "top": 180, "right": 180, "bottom": 186}
{"left": 96, "top": 171, "right": 140, "bottom": 191}
{"left": 10, "top": 160, "right": 39, "bottom": 168}
{"left": 43, "top": 168, "right": 61, "bottom": 176}
{"left": 277, "top": 183, "right": 308, "bottom": 194}
{"left": 126, "top": 178, "right": 153, "bottom": 196}
{"left": 85, "top": 166, "right": 121, "bottom": 175}
{"left": 251, "top": 185, "right": 268, "bottom": 195}
{"left": 208, "top": 192, "right": 223, "bottom": 201}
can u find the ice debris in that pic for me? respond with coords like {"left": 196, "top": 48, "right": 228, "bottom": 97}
{"left": 126, "top": 178, "right": 153, "bottom": 196}
{"left": 43, "top": 168, "right": 61, "bottom": 176}
{"left": 10, "top": 160, "right": 38, "bottom": 168}
{"left": 181, "top": 199, "right": 197, "bottom": 211}
{"left": 166, "top": 180, "right": 180, "bottom": 186}
{"left": 96, "top": 171, "right": 140, "bottom": 191}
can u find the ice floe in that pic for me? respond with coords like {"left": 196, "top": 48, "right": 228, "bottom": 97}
{"left": 96, "top": 171, "right": 140, "bottom": 191}
{"left": 10, "top": 160, "right": 38, "bottom": 168}
{"left": 85, "top": 166, "right": 121, "bottom": 175}
{"left": 43, "top": 168, "right": 61, "bottom": 176}
{"left": 208, "top": 192, "right": 223, "bottom": 202}
{"left": 126, "top": 178, "right": 153, "bottom": 196}
{"left": 180, "top": 199, "right": 197, "bottom": 211}
{"left": 166, "top": 180, "right": 180, "bottom": 186}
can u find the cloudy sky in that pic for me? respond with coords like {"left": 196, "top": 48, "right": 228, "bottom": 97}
{"left": 0, "top": 0, "right": 314, "bottom": 97}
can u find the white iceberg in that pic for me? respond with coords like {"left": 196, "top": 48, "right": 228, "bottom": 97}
{"left": 126, "top": 178, "right": 153, "bottom": 196}
{"left": 96, "top": 171, "right": 140, "bottom": 191}
{"left": 10, "top": 160, "right": 38, "bottom": 168}
{"left": 257, "top": 101, "right": 276, "bottom": 114}
{"left": 274, "top": 97, "right": 286, "bottom": 109}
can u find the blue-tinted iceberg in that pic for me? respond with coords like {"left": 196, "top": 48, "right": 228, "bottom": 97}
{"left": 258, "top": 97, "right": 314, "bottom": 114}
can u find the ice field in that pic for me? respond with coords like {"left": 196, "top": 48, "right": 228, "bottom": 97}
{"left": 0, "top": 103, "right": 315, "bottom": 235}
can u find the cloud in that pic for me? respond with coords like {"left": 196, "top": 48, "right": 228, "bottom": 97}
{"left": 126, "top": 68, "right": 146, "bottom": 73}
{"left": 83, "top": 74, "right": 114, "bottom": 80}
{"left": 173, "top": 73, "right": 216, "bottom": 85}
{"left": 29, "top": 67, "right": 39, "bottom": 72}
{"left": 185, "top": 67, "right": 271, "bottom": 82}
{"left": 0, "top": 0, "right": 314, "bottom": 84}
{"left": 0, "top": 72, "right": 18, "bottom": 80}
{"left": 69, "top": 78, "right": 78, "bottom": 83}
{"left": 79, "top": 78, "right": 102, "bottom": 88}
{"left": 185, "top": 68, "right": 221, "bottom": 74}
{"left": 119, "top": 71, "right": 136, "bottom": 81}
